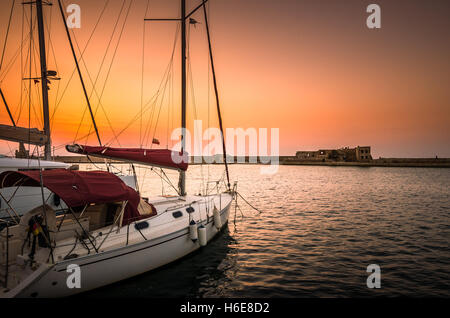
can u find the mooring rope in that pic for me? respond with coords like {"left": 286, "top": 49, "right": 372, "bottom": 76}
{"left": 231, "top": 188, "right": 264, "bottom": 231}
{"left": 235, "top": 191, "right": 263, "bottom": 215}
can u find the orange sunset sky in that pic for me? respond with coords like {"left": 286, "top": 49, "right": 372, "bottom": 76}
{"left": 0, "top": 0, "right": 449, "bottom": 158}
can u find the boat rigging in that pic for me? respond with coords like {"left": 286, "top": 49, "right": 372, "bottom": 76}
{"left": 0, "top": 0, "right": 236, "bottom": 298}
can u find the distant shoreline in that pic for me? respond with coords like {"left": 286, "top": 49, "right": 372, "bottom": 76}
{"left": 277, "top": 161, "right": 450, "bottom": 168}
{"left": 279, "top": 157, "right": 450, "bottom": 168}
{"left": 52, "top": 155, "right": 450, "bottom": 168}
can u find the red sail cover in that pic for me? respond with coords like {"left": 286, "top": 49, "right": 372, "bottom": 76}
{"left": 66, "top": 144, "right": 188, "bottom": 171}
{"left": 0, "top": 169, "right": 145, "bottom": 225}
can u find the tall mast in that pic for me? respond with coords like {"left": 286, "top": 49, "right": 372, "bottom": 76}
{"left": 144, "top": 0, "right": 213, "bottom": 196}
{"left": 35, "top": 0, "right": 52, "bottom": 160}
{"left": 202, "top": 2, "right": 230, "bottom": 190}
{"left": 178, "top": 0, "right": 187, "bottom": 196}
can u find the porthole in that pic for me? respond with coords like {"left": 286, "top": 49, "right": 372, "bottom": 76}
{"left": 172, "top": 211, "right": 183, "bottom": 218}
{"left": 186, "top": 207, "right": 195, "bottom": 213}
{"left": 135, "top": 221, "right": 149, "bottom": 230}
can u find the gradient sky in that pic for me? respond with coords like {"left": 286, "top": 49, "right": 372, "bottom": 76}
{"left": 0, "top": 0, "right": 449, "bottom": 158}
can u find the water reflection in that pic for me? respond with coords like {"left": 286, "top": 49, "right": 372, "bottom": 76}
{"left": 81, "top": 165, "right": 450, "bottom": 297}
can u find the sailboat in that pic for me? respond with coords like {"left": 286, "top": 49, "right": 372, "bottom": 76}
{"left": 0, "top": 0, "right": 137, "bottom": 218}
{"left": 0, "top": 0, "right": 234, "bottom": 297}
{"left": 0, "top": 0, "right": 72, "bottom": 218}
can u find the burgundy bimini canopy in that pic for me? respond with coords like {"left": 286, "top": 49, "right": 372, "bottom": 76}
{"left": 66, "top": 144, "right": 188, "bottom": 171}
{"left": 0, "top": 169, "right": 144, "bottom": 225}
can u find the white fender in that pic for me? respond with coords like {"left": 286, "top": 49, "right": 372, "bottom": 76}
{"left": 198, "top": 225, "right": 207, "bottom": 246}
{"left": 213, "top": 205, "right": 222, "bottom": 230}
{"left": 189, "top": 220, "right": 198, "bottom": 241}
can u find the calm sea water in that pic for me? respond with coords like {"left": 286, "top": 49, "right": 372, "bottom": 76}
{"left": 83, "top": 164, "right": 450, "bottom": 297}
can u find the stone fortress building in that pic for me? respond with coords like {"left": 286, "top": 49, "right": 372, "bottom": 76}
{"left": 296, "top": 146, "right": 372, "bottom": 162}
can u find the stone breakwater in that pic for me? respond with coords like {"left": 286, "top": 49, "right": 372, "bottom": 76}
{"left": 279, "top": 157, "right": 450, "bottom": 168}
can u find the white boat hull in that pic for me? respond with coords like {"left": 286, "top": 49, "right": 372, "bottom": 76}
{"left": 4, "top": 196, "right": 232, "bottom": 298}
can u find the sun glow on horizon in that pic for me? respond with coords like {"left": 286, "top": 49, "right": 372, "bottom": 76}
{"left": 0, "top": 0, "right": 449, "bottom": 158}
